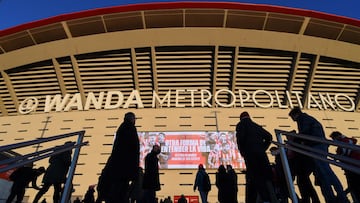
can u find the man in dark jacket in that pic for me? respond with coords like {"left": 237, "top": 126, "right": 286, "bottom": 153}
{"left": 289, "top": 107, "right": 348, "bottom": 203}
{"left": 6, "top": 166, "right": 45, "bottom": 203}
{"left": 236, "top": 111, "right": 277, "bottom": 203}
{"left": 143, "top": 144, "right": 161, "bottom": 203}
{"left": 97, "top": 112, "right": 140, "bottom": 203}
{"left": 33, "top": 141, "right": 74, "bottom": 203}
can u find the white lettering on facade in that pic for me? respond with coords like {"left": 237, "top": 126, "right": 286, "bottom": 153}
{"left": 22, "top": 89, "right": 357, "bottom": 114}
{"left": 293, "top": 91, "right": 303, "bottom": 109}
{"left": 152, "top": 90, "right": 171, "bottom": 108}
{"left": 253, "top": 90, "right": 273, "bottom": 108}
{"left": 44, "top": 94, "right": 70, "bottom": 112}
{"left": 200, "top": 90, "right": 212, "bottom": 107}
{"left": 175, "top": 89, "right": 186, "bottom": 108}
{"left": 188, "top": 89, "right": 196, "bottom": 107}
{"left": 123, "top": 90, "right": 144, "bottom": 108}
{"left": 275, "top": 90, "right": 286, "bottom": 109}
{"left": 64, "top": 93, "right": 83, "bottom": 111}
{"left": 319, "top": 93, "right": 336, "bottom": 110}
{"left": 335, "top": 93, "right": 355, "bottom": 111}
{"left": 308, "top": 93, "right": 322, "bottom": 110}
{"left": 84, "top": 92, "right": 104, "bottom": 110}
{"left": 215, "top": 89, "right": 236, "bottom": 107}
{"left": 238, "top": 90, "right": 250, "bottom": 107}
{"left": 285, "top": 91, "right": 294, "bottom": 109}
{"left": 104, "top": 91, "right": 124, "bottom": 109}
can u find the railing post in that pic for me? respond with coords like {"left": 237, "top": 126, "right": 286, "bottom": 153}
{"left": 61, "top": 131, "right": 85, "bottom": 203}
{"left": 274, "top": 130, "right": 298, "bottom": 203}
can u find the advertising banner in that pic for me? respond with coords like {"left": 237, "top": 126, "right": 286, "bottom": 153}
{"left": 139, "top": 131, "right": 246, "bottom": 169}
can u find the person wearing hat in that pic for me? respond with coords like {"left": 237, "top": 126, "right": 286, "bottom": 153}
{"left": 236, "top": 111, "right": 277, "bottom": 203}
{"left": 193, "top": 164, "right": 211, "bottom": 203}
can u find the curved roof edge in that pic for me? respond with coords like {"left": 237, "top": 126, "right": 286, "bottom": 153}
{"left": 1, "top": 1, "right": 360, "bottom": 37}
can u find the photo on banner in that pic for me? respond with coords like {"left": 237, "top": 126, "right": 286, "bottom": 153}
{"left": 138, "top": 131, "right": 246, "bottom": 169}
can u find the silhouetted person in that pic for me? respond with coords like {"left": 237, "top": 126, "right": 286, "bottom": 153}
{"left": 73, "top": 197, "right": 81, "bottom": 203}
{"left": 6, "top": 166, "right": 45, "bottom": 203}
{"left": 163, "top": 196, "right": 172, "bottom": 203}
{"left": 215, "top": 165, "right": 229, "bottom": 203}
{"left": 83, "top": 185, "right": 96, "bottom": 203}
{"left": 236, "top": 111, "right": 277, "bottom": 203}
{"left": 143, "top": 144, "right": 161, "bottom": 203}
{"left": 289, "top": 107, "right": 348, "bottom": 203}
{"left": 96, "top": 112, "right": 140, "bottom": 203}
{"left": 95, "top": 166, "right": 107, "bottom": 203}
{"left": 330, "top": 131, "right": 360, "bottom": 203}
{"left": 270, "top": 146, "right": 302, "bottom": 203}
{"left": 193, "top": 164, "right": 211, "bottom": 203}
{"left": 129, "top": 167, "right": 145, "bottom": 203}
{"left": 33, "top": 141, "right": 74, "bottom": 203}
{"left": 95, "top": 168, "right": 106, "bottom": 203}
{"left": 178, "top": 194, "right": 187, "bottom": 203}
{"left": 226, "top": 165, "right": 238, "bottom": 203}
{"left": 285, "top": 133, "right": 320, "bottom": 203}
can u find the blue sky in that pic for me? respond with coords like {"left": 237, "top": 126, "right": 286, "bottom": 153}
{"left": 0, "top": 0, "right": 359, "bottom": 30}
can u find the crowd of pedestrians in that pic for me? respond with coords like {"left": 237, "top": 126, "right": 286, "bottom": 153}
{"left": 4, "top": 110, "right": 360, "bottom": 203}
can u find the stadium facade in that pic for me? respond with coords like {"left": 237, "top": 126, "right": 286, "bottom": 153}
{"left": 0, "top": 2, "right": 359, "bottom": 202}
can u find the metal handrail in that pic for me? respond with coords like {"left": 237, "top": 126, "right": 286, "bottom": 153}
{"left": 273, "top": 129, "right": 360, "bottom": 203}
{"left": 279, "top": 130, "right": 360, "bottom": 153}
{"left": 275, "top": 129, "right": 360, "bottom": 171}
{"left": 0, "top": 130, "right": 88, "bottom": 203}
{"left": 287, "top": 141, "right": 360, "bottom": 170}
{"left": 0, "top": 131, "right": 84, "bottom": 152}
